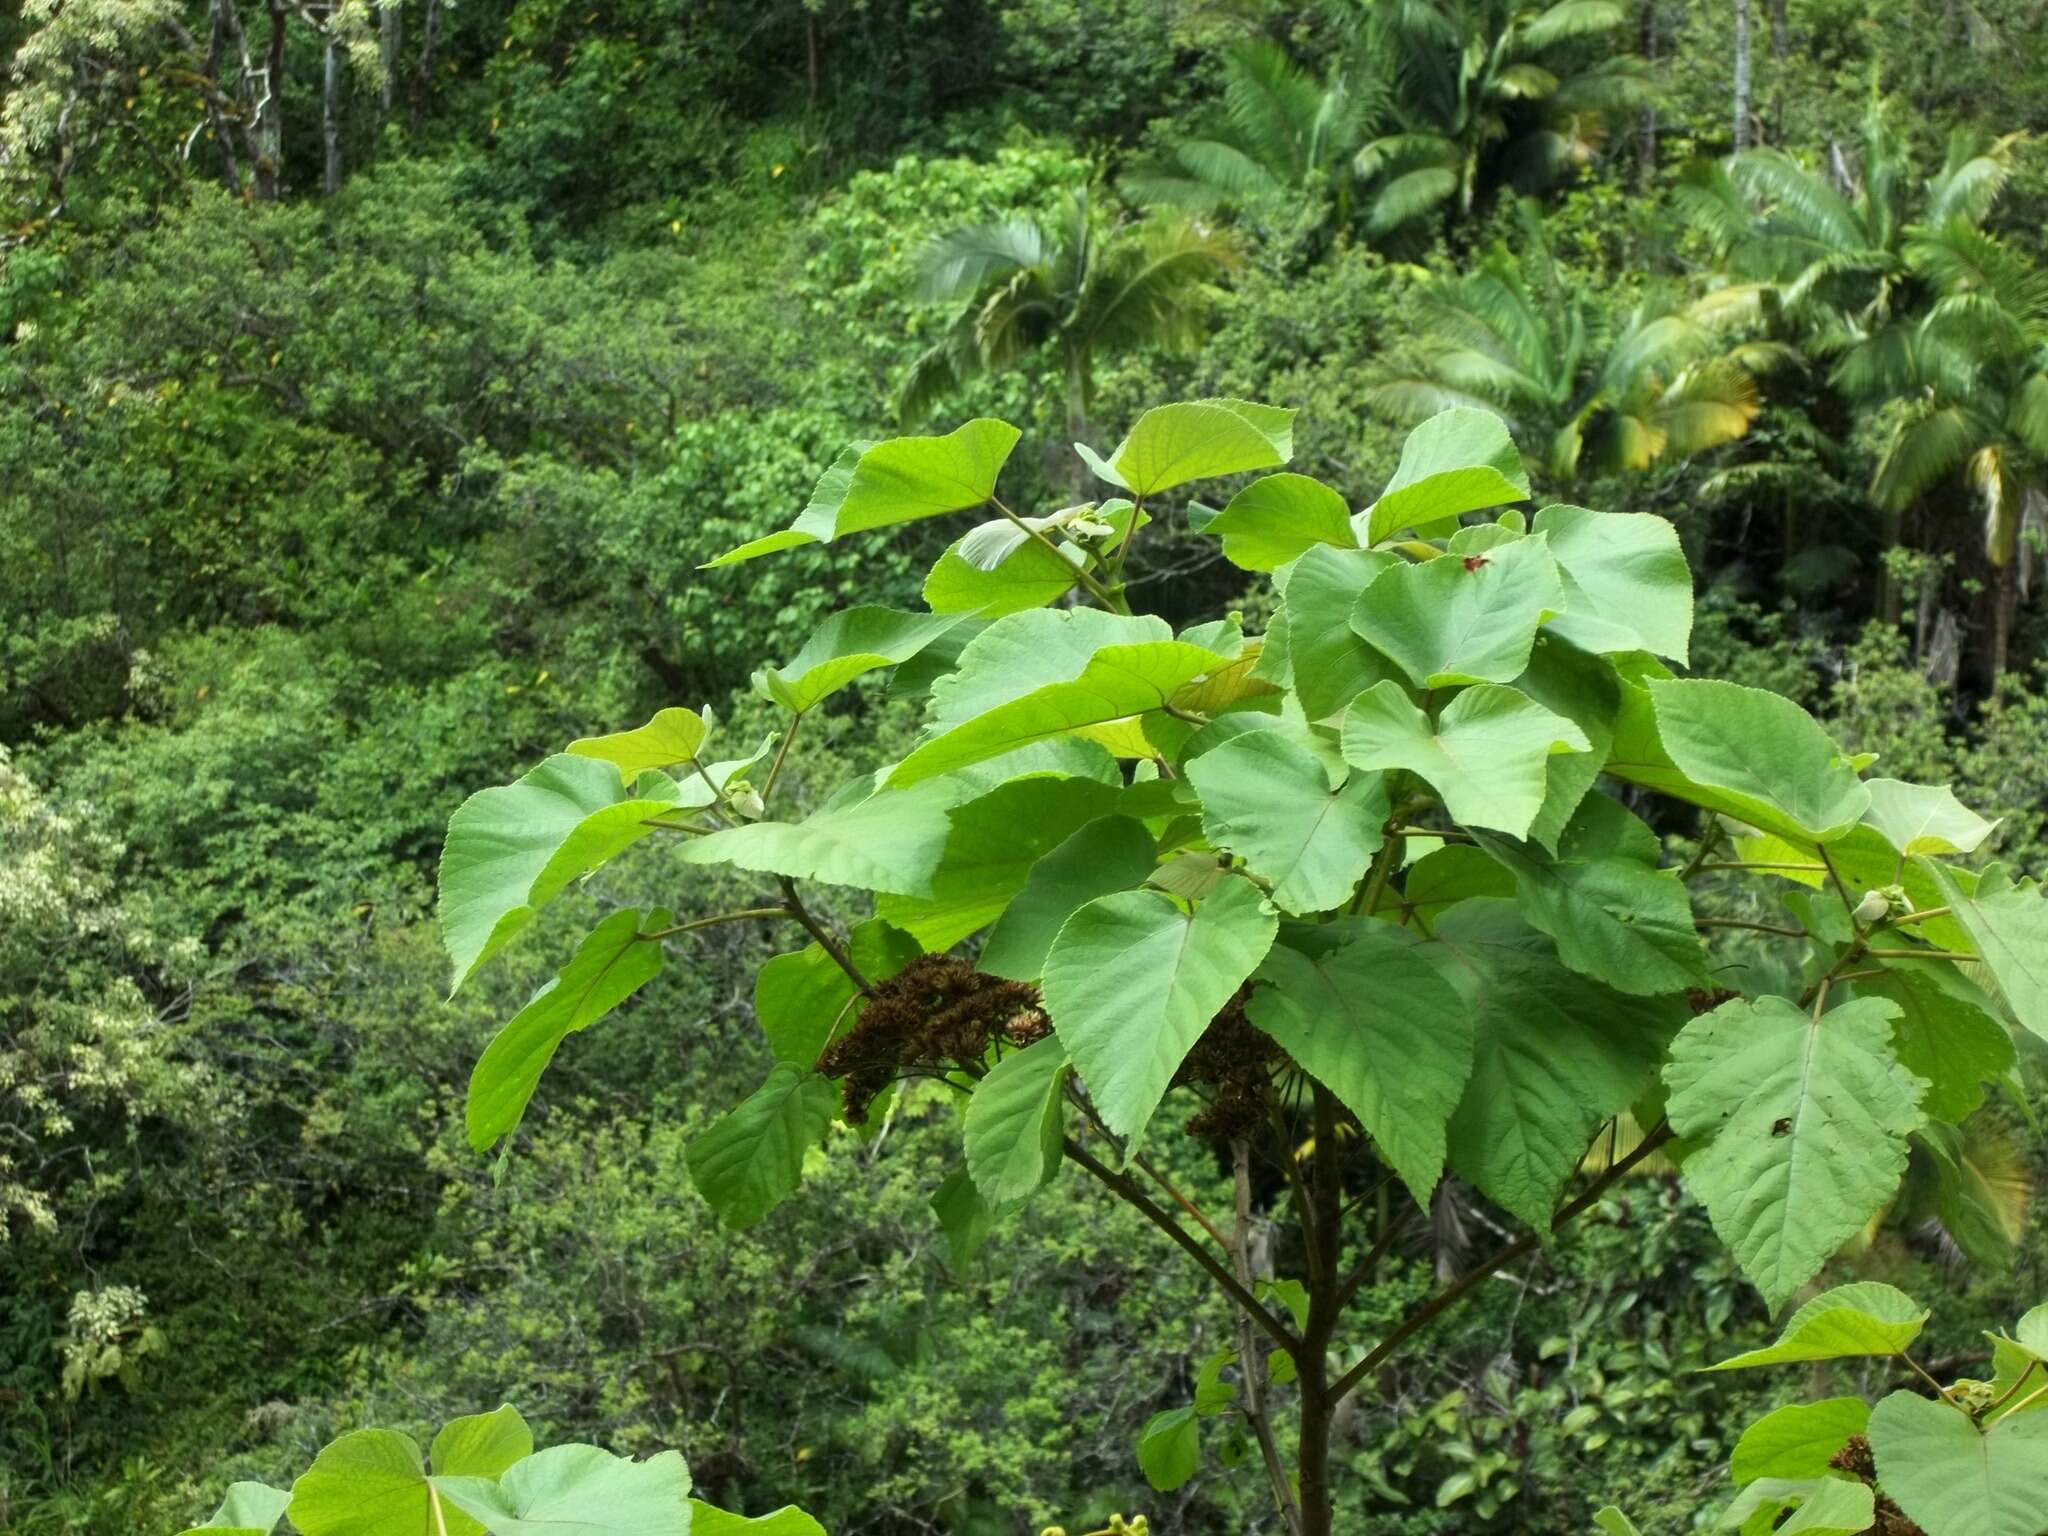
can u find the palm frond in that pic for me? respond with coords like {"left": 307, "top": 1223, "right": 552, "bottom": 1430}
{"left": 1924, "top": 131, "right": 2025, "bottom": 225}
{"left": 1654, "top": 359, "right": 1762, "bottom": 456}
{"left": 1518, "top": 0, "right": 1630, "bottom": 51}
{"left": 911, "top": 220, "right": 1051, "bottom": 303}
{"left": 1872, "top": 401, "right": 1983, "bottom": 512}
{"left": 1365, "top": 165, "right": 1459, "bottom": 234}
{"left": 1080, "top": 214, "right": 1237, "bottom": 356}
{"left": 1369, "top": 377, "right": 1513, "bottom": 425}
{"left": 1728, "top": 152, "right": 1868, "bottom": 252}
{"left": 1672, "top": 160, "right": 1753, "bottom": 258}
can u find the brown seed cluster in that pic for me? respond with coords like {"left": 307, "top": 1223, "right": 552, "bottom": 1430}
{"left": 817, "top": 954, "right": 1048, "bottom": 1122}
{"left": 1173, "top": 986, "right": 1280, "bottom": 1142}
{"left": 1686, "top": 984, "right": 1742, "bottom": 1015}
{"left": 1826, "top": 1434, "right": 1924, "bottom": 1535}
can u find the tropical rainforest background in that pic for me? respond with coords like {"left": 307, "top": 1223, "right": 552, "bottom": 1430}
{"left": 3, "top": 1, "right": 2047, "bottom": 1531}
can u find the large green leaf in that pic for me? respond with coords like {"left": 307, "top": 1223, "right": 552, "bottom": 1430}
{"left": 1076, "top": 399, "right": 1294, "bottom": 496}
{"left": 1426, "top": 902, "right": 1679, "bottom": 1227}
{"left": 180, "top": 1482, "right": 290, "bottom": 1535}
{"left": 924, "top": 532, "right": 1082, "bottom": 615}
{"left": 1592, "top": 1511, "right": 1643, "bottom": 1536}
{"left": 467, "top": 908, "right": 670, "bottom": 1152}
{"left": 1042, "top": 877, "right": 1277, "bottom": 1150}
{"left": 1667, "top": 997, "right": 1925, "bottom": 1309}
{"left": 756, "top": 606, "right": 964, "bottom": 713}
{"left": 964, "top": 1036, "right": 1070, "bottom": 1206}
{"left": 1247, "top": 926, "right": 1472, "bottom": 1203}
{"left": 1206, "top": 473, "right": 1356, "bottom": 571}
{"left": 566, "top": 708, "right": 709, "bottom": 782}
{"left": 1136, "top": 1405, "right": 1202, "bottom": 1491}
{"left": 753, "top": 921, "right": 921, "bottom": 1065}
{"left": 1727, "top": 826, "right": 1979, "bottom": 953}
{"left": 1855, "top": 959, "right": 2015, "bottom": 1121}
{"left": 677, "top": 774, "right": 970, "bottom": 895}
{"left": 1921, "top": 860, "right": 2048, "bottom": 1041}
{"left": 981, "top": 816, "right": 1158, "bottom": 981}
{"left": 286, "top": 1430, "right": 433, "bottom": 1536}
{"left": 689, "top": 1504, "right": 826, "bottom": 1536}
{"left": 1362, "top": 407, "right": 1531, "bottom": 545}
{"left": 1917, "top": 1120, "right": 2022, "bottom": 1269}
{"left": 1186, "top": 729, "right": 1388, "bottom": 915}
{"left": 1730, "top": 1399, "right": 1871, "bottom": 1484}
{"left": 1610, "top": 679, "right": 1869, "bottom": 844}
{"left": 1530, "top": 504, "right": 1692, "bottom": 661}
{"left": 1341, "top": 681, "right": 1590, "bottom": 839}
{"left": 1707, "top": 1282, "right": 1930, "bottom": 1370}
{"left": 1349, "top": 533, "right": 1565, "bottom": 687}
{"left": 1514, "top": 634, "right": 1621, "bottom": 852}
{"left": 1861, "top": 779, "right": 1998, "bottom": 856}
{"left": 930, "top": 1164, "right": 999, "bottom": 1273}
{"left": 686, "top": 1063, "right": 839, "bottom": 1228}
{"left": 1394, "top": 844, "right": 1516, "bottom": 933}
{"left": 928, "top": 609, "right": 1167, "bottom": 729}
{"left": 439, "top": 755, "right": 682, "bottom": 993}
{"left": 1276, "top": 545, "right": 1402, "bottom": 720}
{"left": 888, "top": 640, "right": 1227, "bottom": 786}
{"left": 1718, "top": 1477, "right": 1876, "bottom": 1536}
{"left": 1471, "top": 832, "right": 1706, "bottom": 996}
{"left": 876, "top": 775, "right": 1123, "bottom": 947}
{"left": 431, "top": 1407, "right": 533, "bottom": 1481}
{"left": 1867, "top": 1390, "right": 2048, "bottom": 1536}
{"left": 435, "top": 1446, "right": 691, "bottom": 1536}
{"left": 706, "top": 420, "right": 1022, "bottom": 565}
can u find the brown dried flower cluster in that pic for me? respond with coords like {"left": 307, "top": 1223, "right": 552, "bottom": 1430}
{"left": 818, "top": 954, "right": 1047, "bottom": 1122}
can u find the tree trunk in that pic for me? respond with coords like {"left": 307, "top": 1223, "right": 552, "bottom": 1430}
{"left": 1768, "top": 0, "right": 1788, "bottom": 142}
{"left": 1732, "top": 0, "right": 1752, "bottom": 151}
{"left": 380, "top": 0, "right": 402, "bottom": 116}
{"left": 411, "top": 0, "right": 443, "bottom": 132}
{"left": 1636, "top": 2, "right": 1659, "bottom": 192}
{"left": 323, "top": 11, "right": 342, "bottom": 195}
{"left": 1992, "top": 543, "right": 2017, "bottom": 678}
{"left": 254, "top": 0, "right": 287, "bottom": 198}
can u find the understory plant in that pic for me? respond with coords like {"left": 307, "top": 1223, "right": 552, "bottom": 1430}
{"left": 436, "top": 399, "right": 2048, "bottom": 1535}
{"left": 1604, "top": 1290, "right": 2048, "bottom": 1536}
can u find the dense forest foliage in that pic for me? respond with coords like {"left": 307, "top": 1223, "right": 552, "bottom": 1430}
{"left": 3, "top": 1, "right": 2046, "bottom": 1532}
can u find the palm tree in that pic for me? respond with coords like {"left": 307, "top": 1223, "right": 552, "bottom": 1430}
{"left": 898, "top": 191, "right": 1238, "bottom": 447}
{"left": 1678, "top": 103, "right": 2038, "bottom": 669}
{"left": 1369, "top": 202, "right": 1780, "bottom": 488}
{"left": 1350, "top": 0, "right": 1653, "bottom": 239}
{"left": 1121, "top": 38, "right": 1384, "bottom": 236}
{"left": 1859, "top": 221, "right": 2048, "bottom": 676}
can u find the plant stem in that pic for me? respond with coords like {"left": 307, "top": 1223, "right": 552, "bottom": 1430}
{"left": 1352, "top": 832, "right": 1403, "bottom": 916}
{"left": 1696, "top": 860, "right": 1818, "bottom": 874}
{"left": 1985, "top": 1359, "right": 2038, "bottom": 1415}
{"left": 1995, "top": 1381, "right": 2048, "bottom": 1424}
{"left": 1863, "top": 947, "right": 1974, "bottom": 961}
{"left": 1132, "top": 1151, "right": 1231, "bottom": 1252}
{"left": 990, "top": 494, "right": 1121, "bottom": 610}
{"left": 1328, "top": 1123, "right": 1674, "bottom": 1406}
{"left": 1695, "top": 917, "right": 1810, "bottom": 937}
{"left": 1884, "top": 906, "right": 1950, "bottom": 928}
{"left": 1335, "top": 1202, "right": 1414, "bottom": 1311}
{"left": 638, "top": 906, "right": 790, "bottom": 941}
{"left": 1230, "top": 1137, "right": 1303, "bottom": 1536}
{"left": 760, "top": 712, "right": 804, "bottom": 808}
{"left": 1897, "top": 1351, "right": 1962, "bottom": 1408}
{"left": 779, "top": 877, "right": 873, "bottom": 996}
{"left": 1060, "top": 1136, "right": 1299, "bottom": 1355}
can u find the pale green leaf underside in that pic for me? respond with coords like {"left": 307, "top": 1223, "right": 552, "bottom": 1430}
{"left": 1341, "top": 681, "right": 1590, "bottom": 839}
{"left": 689, "top": 1503, "right": 827, "bottom": 1536}
{"left": 1531, "top": 503, "right": 1693, "bottom": 661}
{"left": 1861, "top": 777, "right": 1997, "bottom": 856}
{"left": 435, "top": 1446, "right": 691, "bottom": 1536}
{"left": 1363, "top": 406, "right": 1530, "bottom": 544}
{"left": 924, "top": 533, "right": 1082, "bottom": 615}
{"left": 1186, "top": 729, "right": 1388, "bottom": 915}
{"left": 1922, "top": 859, "right": 2048, "bottom": 1041}
{"left": 1867, "top": 1390, "right": 2048, "bottom": 1536}
{"left": 1043, "top": 877, "right": 1277, "bottom": 1151}
{"left": 1668, "top": 996, "right": 1924, "bottom": 1310}
{"left": 1350, "top": 532, "right": 1564, "bottom": 687}
{"left": 182, "top": 1482, "right": 291, "bottom": 1535}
